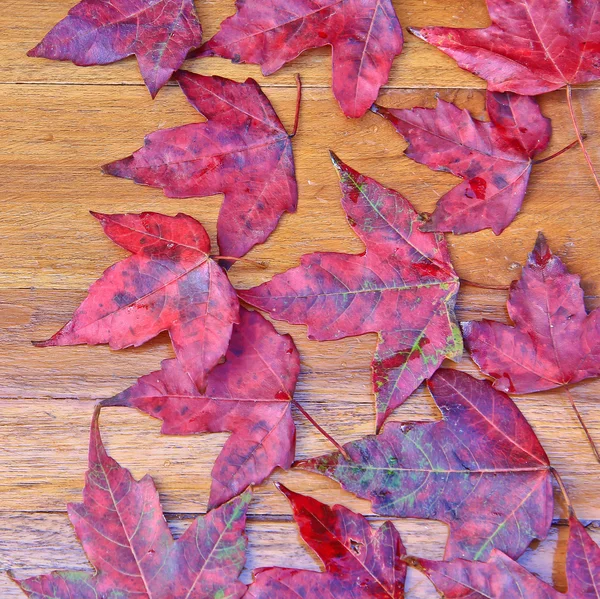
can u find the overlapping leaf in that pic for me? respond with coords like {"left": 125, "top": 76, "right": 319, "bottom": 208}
{"left": 195, "top": 0, "right": 403, "bottom": 118}
{"left": 246, "top": 484, "right": 406, "bottom": 599}
{"left": 298, "top": 369, "right": 553, "bottom": 561}
{"left": 372, "top": 92, "right": 551, "bottom": 235}
{"left": 12, "top": 409, "right": 251, "bottom": 599}
{"left": 103, "top": 71, "right": 297, "bottom": 258}
{"left": 409, "top": 512, "right": 600, "bottom": 598}
{"left": 28, "top": 0, "right": 202, "bottom": 97}
{"left": 35, "top": 211, "right": 239, "bottom": 391}
{"left": 464, "top": 233, "right": 600, "bottom": 393}
{"left": 240, "top": 153, "right": 462, "bottom": 431}
{"left": 410, "top": 0, "right": 600, "bottom": 95}
{"left": 102, "top": 307, "right": 300, "bottom": 509}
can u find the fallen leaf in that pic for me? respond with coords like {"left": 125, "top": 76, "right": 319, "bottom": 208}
{"left": 372, "top": 92, "right": 551, "bottom": 235}
{"left": 297, "top": 368, "right": 553, "bottom": 561}
{"left": 409, "top": 512, "right": 600, "bottom": 598}
{"left": 103, "top": 71, "right": 297, "bottom": 258}
{"left": 463, "top": 233, "right": 600, "bottom": 393}
{"left": 28, "top": 0, "right": 202, "bottom": 97}
{"left": 240, "top": 153, "right": 462, "bottom": 431}
{"left": 102, "top": 307, "right": 300, "bottom": 509}
{"left": 246, "top": 483, "right": 406, "bottom": 599}
{"left": 11, "top": 408, "right": 251, "bottom": 599}
{"left": 35, "top": 211, "right": 239, "bottom": 392}
{"left": 195, "top": 0, "right": 403, "bottom": 118}
{"left": 410, "top": 0, "right": 600, "bottom": 95}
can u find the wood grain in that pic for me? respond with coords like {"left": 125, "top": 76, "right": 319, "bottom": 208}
{"left": 1, "top": 0, "right": 600, "bottom": 597}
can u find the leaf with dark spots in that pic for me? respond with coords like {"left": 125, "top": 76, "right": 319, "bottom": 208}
{"left": 409, "top": 512, "right": 600, "bottom": 598}
{"left": 371, "top": 92, "right": 551, "bottom": 235}
{"left": 11, "top": 409, "right": 251, "bottom": 599}
{"left": 103, "top": 71, "right": 297, "bottom": 258}
{"left": 464, "top": 233, "right": 600, "bottom": 393}
{"left": 239, "top": 153, "right": 462, "bottom": 431}
{"left": 245, "top": 484, "right": 406, "bottom": 599}
{"left": 28, "top": 0, "right": 202, "bottom": 97}
{"left": 102, "top": 308, "right": 300, "bottom": 509}
{"left": 35, "top": 211, "right": 239, "bottom": 392}
{"left": 194, "top": 0, "right": 403, "bottom": 118}
{"left": 297, "top": 369, "right": 553, "bottom": 562}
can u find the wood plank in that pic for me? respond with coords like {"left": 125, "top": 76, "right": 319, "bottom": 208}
{"left": 0, "top": 388, "right": 598, "bottom": 517}
{"left": 1, "top": 85, "right": 600, "bottom": 291}
{"left": 1, "top": 514, "right": 598, "bottom": 598}
{"left": 1, "top": 0, "right": 494, "bottom": 89}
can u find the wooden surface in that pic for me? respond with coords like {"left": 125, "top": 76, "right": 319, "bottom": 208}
{"left": 1, "top": 0, "right": 600, "bottom": 596}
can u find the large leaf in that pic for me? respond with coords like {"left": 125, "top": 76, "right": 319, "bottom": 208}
{"left": 104, "top": 71, "right": 297, "bottom": 258}
{"left": 12, "top": 409, "right": 251, "bottom": 599}
{"left": 102, "top": 307, "right": 300, "bottom": 509}
{"left": 35, "top": 211, "right": 239, "bottom": 391}
{"left": 372, "top": 92, "right": 551, "bottom": 235}
{"left": 410, "top": 0, "right": 600, "bottom": 95}
{"left": 28, "top": 0, "right": 202, "bottom": 97}
{"left": 298, "top": 369, "right": 553, "bottom": 561}
{"left": 464, "top": 233, "right": 600, "bottom": 393}
{"left": 410, "top": 512, "right": 600, "bottom": 598}
{"left": 240, "top": 153, "right": 462, "bottom": 431}
{"left": 196, "top": 0, "right": 403, "bottom": 118}
{"left": 246, "top": 484, "right": 406, "bottom": 599}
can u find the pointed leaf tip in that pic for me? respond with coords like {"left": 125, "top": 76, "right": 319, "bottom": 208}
{"left": 531, "top": 232, "right": 552, "bottom": 266}
{"left": 329, "top": 150, "right": 343, "bottom": 169}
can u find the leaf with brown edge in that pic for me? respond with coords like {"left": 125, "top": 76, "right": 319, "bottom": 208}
{"left": 408, "top": 512, "right": 600, "bottom": 598}
{"left": 10, "top": 408, "right": 251, "bottom": 599}
{"left": 239, "top": 152, "right": 462, "bottom": 432}
{"left": 464, "top": 232, "right": 600, "bottom": 394}
{"left": 371, "top": 92, "right": 551, "bottom": 235}
{"left": 194, "top": 0, "right": 403, "bottom": 118}
{"left": 245, "top": 483, "right": 406, "bottom": 599}
{"left": 34, "top": 211, "right": 239, "bottom": 392}
{"left": 101, "top": 307, "right": 300, "bottom": 509}
{"left": 28, "top": 0, "right": 202, "bottom": 98}
{"left": 297, "top": 369, "right": 553, "bottom": 562}
{"left": 103, "top": 71, "right": 297, "bottom": 258}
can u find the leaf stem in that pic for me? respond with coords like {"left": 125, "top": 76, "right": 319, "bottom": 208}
{"left": 289, "top": 73, "right": 302, "bottom": 138}
{"left": 550, "top": 466, "right": 573, "bottom": 514}
{"left": 564, "top": 385, "right": 600, "bottom": 464}
{"left": 459, "top": 278, "right": 510, "bottom": 291}
{"left": 532, "top": 137, "right": 584, "bottom": 165}
{"left": 566, "top": 85, "right": 600, "bottom": 194}
{"left": 211, "top": 256, "right": 268, "bottom": 269}
{"left": 291, "top": 399, "right": 350, "bottom": 459}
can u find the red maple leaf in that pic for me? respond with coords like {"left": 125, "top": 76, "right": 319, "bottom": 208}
{"left": 410, "top": 0, "right": 600, "bottom": 96}
{"left": 298, "top": 369, "right": 553, "bottom": 562}
{"left": 240, "top": 153, "right": 462, "bottom": 431}
{"left": 102, "top": 308, "right": 300, "bottom": 509}
{"left": 409, "top": 0, "right": 600, "bottom": 192}
{"left": 11, "top": 409, "right": 251, "bottom": 599}
{"left": 103, "top": 71, "right": 298, "bottom": 258}
{"left": 372, "top": 92, "right": 551, "bottom": 235}
{"left": 28, "top": 0, "right": 202, "bottom": 97}
{"left": 463, "top": 232, "right": 600, "bottom": 460}
{"left": 246, "top": 483, "right": 407, "bottom": 599}
{"left": 34, "top": 211, "right": 239, "bottom": 392}
{"left": 195, "top": 0, "right": 403, "bottom": 118}
{"left": 408, "top": 512, "right": 600, "bottom": 598}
